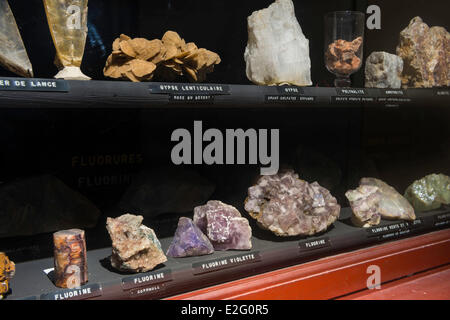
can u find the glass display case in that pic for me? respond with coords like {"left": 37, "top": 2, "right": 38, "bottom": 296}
{"left": 0, "top": 0, "right": 449, "bottom": 300}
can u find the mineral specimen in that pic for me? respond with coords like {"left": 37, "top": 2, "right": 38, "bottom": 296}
{"left": 396, "top": 17, "right": 450, "bottom": 88}
{"left": 404, "top": 173, "right": 450, "bottom": 212}
{"left": 325, "top": 37, "right": 363, "bottom": 75}
{"left": 53, "top": 229, "right": 88, "bottom": 289}
{"left": 244, "top": 0, "right": 312, "bottom": 86}
{"left": 346, "top": 178, "right": 416, "bottom": 228}
{"left": 106, "top": 214, "right": 167, "bottom": 273}
{"left": 345, "top": 185, "right": 381, "bottom": 227}
{"left": 166, "top": 217, "right": 214, "bottom": 258}
{"left": 0, "top": 252, "right": 14, "bottom": 299}
{"left": 0, "top": 175, "right": 101, "bottom": 239}
{"left": 104, "top": 31, "right": 221, "bottom": 82}
{"left": 244, "top": 170, "right": 340, "bottom": 236}
{"left": 194, "top": 200, "right": 252, "bottom": 250}
{"left": 365, "top": 51, "right": 403, "bottom": 88}
{"left": 43, "top": 0, "right": 90, "bottom": 80}
{"left": 120, "top": 167, "right": 215, "bottom": 218}
{"left": 0, "top": 0, "right": 33, "bottom": 77}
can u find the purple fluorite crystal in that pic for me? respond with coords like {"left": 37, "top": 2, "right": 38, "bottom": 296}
{"left": 193, "top": 200, "right": 252, "bottom": 251}
{"left": 166, "top": 217, "right": 214, "bottom": 258}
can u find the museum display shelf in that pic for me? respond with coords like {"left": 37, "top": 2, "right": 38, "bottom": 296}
{"left": 7, "top": 206, "right": 450, "bottom": 300}
{"left": 0, "top": 77, "right": 449, "bottom": 109}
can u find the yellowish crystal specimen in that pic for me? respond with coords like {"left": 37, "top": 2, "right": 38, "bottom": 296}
{"left": 0, "top": 0, "right": 33, "bottom": 77}
{"left": 43, "top": 0, "right": 90, "bottom": 80}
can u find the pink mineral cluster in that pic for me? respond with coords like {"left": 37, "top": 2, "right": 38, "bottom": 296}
{"left": 193, "top": 200, "right": 252, "bottom": 250}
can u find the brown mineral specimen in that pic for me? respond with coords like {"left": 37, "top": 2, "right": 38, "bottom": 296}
{"left": 106, "top": 214, "right": 167, "bottom": 273}
{"left": 103, "top": 31, "right": 221, "bottom": 82}
{"left": 396, "top": 17, "right": 450, "bottom": 88}
{"left": 325, "top": 37, "right": 363, "bottom": 75}
{"left": 53, "top": 229, "right": 88, "bottom": 289}
{"left": 0, "top": 252, "right": 15, "bottom": 299}
{"left": 244, "top": 170, "right": 340, "bottom": 237}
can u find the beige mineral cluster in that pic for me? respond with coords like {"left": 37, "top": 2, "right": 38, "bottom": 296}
{"left": 396, "top": 17, "right": 450, "bottom": 88}
{"left": 104, "top": 31, "right": 221, "bottom": 82}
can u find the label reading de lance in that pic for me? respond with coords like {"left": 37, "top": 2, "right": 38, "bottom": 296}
{"left": 192, "top": 252, "right": 261, "bottom": 275}
{"left": 0, "top": 77, "right": 69, "bottom": 92}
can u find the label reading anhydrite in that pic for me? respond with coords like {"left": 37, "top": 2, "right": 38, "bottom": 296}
{"left": 192, "top": 252, "right": 261, "bottom": 275}
{"left": 122, "top": 269, "right": 172, "bottom": 291}
{"left": 265, "top": 95, "right": 315, "bottom": 103}
{"left": 40, "top": 283, "right": 102, "bottom": 300}
{"left": 0, "top": 77, "right": 69, "bottom": 92}
{"left": 299, "top": 237, "right": 331, "bottom": 252}
{"left": 434, "top": 212, "right": 450, "bottom": 227}
{"left": 169, "top": 94, "right": 214, "bottom": 103}
{"left": 382, "top": 89, "right": 405, "bottom": 96}
{"left": 149, "top": 84, "right": 230, "bottom": 95}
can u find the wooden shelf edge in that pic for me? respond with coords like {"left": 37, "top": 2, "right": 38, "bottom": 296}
{"left": 165, "top": 229, "right": 450, "bottom": 300}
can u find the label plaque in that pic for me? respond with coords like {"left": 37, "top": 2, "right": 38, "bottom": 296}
{"left": 149, "top": 83, "right": 230, "bottom": 95}
{"left": 366, "top": 220, "right": 420, "bottom": 240}
{"left": 0, "top": 77, "right": 69, "bottom": 92}
{"left": 192, "top": 251, "right": 261, "bottom": 275}
{"left": 276, "top": 86, "right": 304, "bottom": 94}
{"left": 299, "top": 237, "right": 331, "bottom": 252}
{"left": 169, "top": 94, "right": 214, "bottom": 103}
{"left": 40, "top": 283, "right": 102, "bottom": 300}
{"left": 434, "top": 212, "right": 450, "bottom": 227}
{"left": 128, "top": 283, "right": 166, "bottom": 298}
{"left": 265, "top": 95, "right": 315, "bottom": 103}
{"left": 336, "top": 88, "right": 367, "bottom": 95}
{"left": 121, "top": 269, "right": 172, "bottom": 291}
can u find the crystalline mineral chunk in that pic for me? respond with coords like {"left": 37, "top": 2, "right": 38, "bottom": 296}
{"left": 106, "top": 214, "right": 167, "bottom": 273}
{"left": 404, "top": 173, "right": 450, "bottom": 212}
{"left": 194, "top": 200, "right": 252, "bottom": 250}
{"left": 244, "top": 170, "right": 340, "bottom": 236}
{"left": 365, "top": 51, "right": 403, "bottom": 88}
{"left": 166, "top": 217, "right": 214, "bottom": 258}
{"left": 244, "top": 0, "right": 312, "bottom": 86}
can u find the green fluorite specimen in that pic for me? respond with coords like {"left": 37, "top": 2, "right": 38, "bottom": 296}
{"left": 404, "top": 174, "right": 450, "bottom": 212}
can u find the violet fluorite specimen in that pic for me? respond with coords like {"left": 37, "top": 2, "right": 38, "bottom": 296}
{"left": 166, "top": 217, "right": 214, "bottom": 258}
{"left": 194, "top": 200, "right": 252, "bottom": 251}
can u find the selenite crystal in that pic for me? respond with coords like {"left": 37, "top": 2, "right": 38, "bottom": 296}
{"left": 43, "top": 0, "right": 90, "bottom": 80}
{"left": 396, "top": 17, "right": 450, "bottom": 88}
{"left": 365, "top": 51, "right": 403, "bottom": 88}
{"left": 346, "top": 177, "right": 416, "bottom": 228}
{"left": 166, "top": 217, "right": 214, "bottom": 258}
{"left": 244, "top": 0, "right": 312, "bottom": 86}
{"left": 404, "top": 173, "right": 450, "bottom": 212}
{"left": 0, "top": 0, "right": 33, "bottom": 77}
{"left": 194, "top": 200, "right": 252, "bottom": 251}
{"left": 244, "top": 170, "right": 340, "bottom": 236}
{"left": 106, "top": 214, "right": 167, "bottom": 273}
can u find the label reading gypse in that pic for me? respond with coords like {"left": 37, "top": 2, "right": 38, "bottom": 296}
{"left": 121, "top": 269, "right": 172, "bottom": 291}
{"left": 299, "top": 237, "right": 331, "bottom": 252}
{"left": 40, "top": 283, "right": 102, "bottom": 300}
{"left": 276, "top": 86, "right": 304, "bottom": 95}
{"left": 0, "top": 77, "right": 69, "bottom": 92}
{"left": 192, "top": 252, "right": 261, "bottom": 275}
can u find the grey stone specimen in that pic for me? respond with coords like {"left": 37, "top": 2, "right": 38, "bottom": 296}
{"left": 365, "top": 51, "right": 403, "bottom": 88}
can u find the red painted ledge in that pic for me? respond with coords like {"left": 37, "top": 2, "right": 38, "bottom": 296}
{"left": 166, "top": 229, "right": 450, "bottom": 300}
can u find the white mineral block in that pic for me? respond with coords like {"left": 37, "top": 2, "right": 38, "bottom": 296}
{"left": 244, "top": 0, "right": 312, "bottom": 86}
